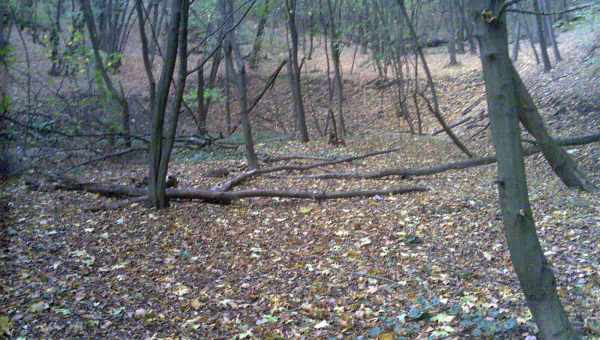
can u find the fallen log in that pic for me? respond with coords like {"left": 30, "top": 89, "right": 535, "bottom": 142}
{"left": 28, "top": 177, "right": 427, "bottom": 205}
{"left": 297, "top": 133, "right": 600, "bottom": 180}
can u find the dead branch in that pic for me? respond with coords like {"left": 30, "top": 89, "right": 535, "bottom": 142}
{"left": 213, "top": 147, "right": 403, "bottom": 191}
{"left": 296, "top": 133, "right": 600, "bottom": 180}
{"left": 259, "top": 153, "right": 336, "bottom": 163}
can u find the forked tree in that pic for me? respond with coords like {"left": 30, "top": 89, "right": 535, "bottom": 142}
{"left": 470, "top": 0, "right": 580, "bottom": 338}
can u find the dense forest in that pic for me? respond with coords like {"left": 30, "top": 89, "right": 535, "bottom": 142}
{"left": 1, "top": 0, "right": 600, "bottom": 338}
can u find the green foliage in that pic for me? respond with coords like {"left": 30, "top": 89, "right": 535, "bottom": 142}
{"left": 0, "top": 95, "right": 11, "bottom": 113}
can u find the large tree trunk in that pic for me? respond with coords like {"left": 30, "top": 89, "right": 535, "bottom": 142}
{"left": 470, "top": 1, "right": 577, "bottom": 338}
{"left": 533, "top": 0, "right": 552, "bottom": 71}
{"left": 286, "top": 0, "right": 309, "bottom": 143}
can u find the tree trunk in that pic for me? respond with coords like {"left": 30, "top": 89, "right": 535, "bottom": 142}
{"left": 249, "top": 0, "right": 270, "bottom": 69}
{"left": 523, "top": 17, "right": 541, "bottom": 64}
{"left": 511, "top": 18, "right": 521, "bottom": 61}
{"left": 221, "top": 0, "right": 258, "bottom": 170}
{"left": 470, "top": 1, "right": 577, "bottom": 338}
{"left": 533, "top": 0, "right": 552, "bottom": 71}
{"left": 286, "top": 0, "right": 310, "bottom": 143}
{"left": 540, "top": 0, "right": 562, "bottom": 62}
{"left": 147, "top": 0, "right": 183, "bottom": 209}
{"left": 446, "top": 0, "right": 458, "bottom": 65}
{"left": 49, "top": 0, "right": 63, "bottom": 76}
{"left": 0, "top": 0, "right": 9, "bottom": 176}
{"left": 327, "top": 0, "right": 346, "bottom": 138}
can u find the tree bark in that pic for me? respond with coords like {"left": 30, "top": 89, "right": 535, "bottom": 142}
{"left": 470, "top": 1, "right": 577, "bottom": 338}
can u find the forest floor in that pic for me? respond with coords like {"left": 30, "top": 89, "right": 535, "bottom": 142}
{"left": 2, "top": 20, "right": 600, "bottom": 340}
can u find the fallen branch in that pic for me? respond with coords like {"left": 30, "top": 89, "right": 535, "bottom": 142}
{"left": 259, "top": 153, "right": 337, "bottom": 163}
{"left": 432, "top": 116, "right": 472, "bottom": 136}
{"left": 297, "top": 133, "right": 600, "bottom": 180}
{"left": 28, "top": 177, "right": 427, "bottom": 205}
{"left": 213, "top": 147, "right": 403, "bottom": 191}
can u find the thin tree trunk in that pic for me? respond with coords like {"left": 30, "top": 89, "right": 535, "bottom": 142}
{"left": 147, "top": 0, "right": 183, "bottom": 209}
{"left": 222, "top": 0, "right": 258, "bottom": 170}
{"left": 249, "top": 0, "right": 270, "bottom": 69}
{"left": 136, "top": 0, "right": 156, "bottom": 107}
{"left": 49, "top": 0, "right": 63, "bottom": 76}
{"left": 327, "top": 0, "right": 346, "bottom": 138}
{"left": 511, "top": 18, "right": 521, "bottom": 61}
{"left": 286, "top": 0, "right": 309, "bottom": 143}
{"left": 470, "top": 1, "right": 577, "bottom": 338}
{"left": 540, "top": 0, "right": 562, "bottom": 62}
{"left": 0, "top": 0, "right": 9, "bottom": 175}
{"left": 446, "top": 0, "right": 458, "bottom": 65}
{"left": 523, "top": 18, "right": 541, "bottom": 64}
{"left": 533, "top": 0, "right": 552, "bottom": 71}
{"left": 156, "top": 0, "right": 189, "bottom": 208}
